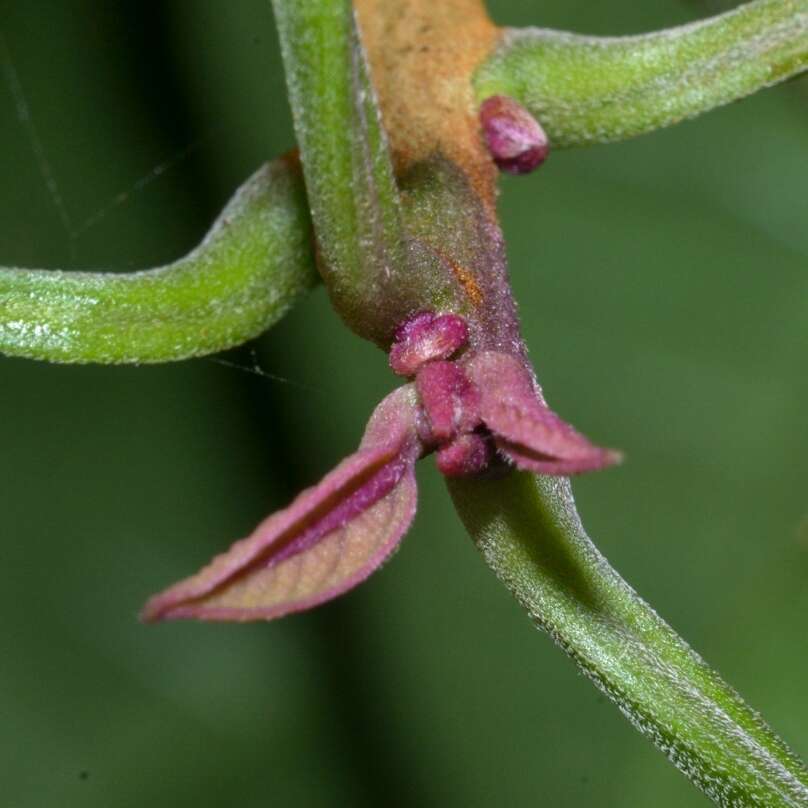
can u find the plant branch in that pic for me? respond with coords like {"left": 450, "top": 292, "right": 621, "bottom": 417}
{"left": 448, "top": 470, "right": 808, "bottom": 807}
{"left": 475, "top": 0, "right": 808, "bottom": 148}
{"left": 271, "top": 0, "right": 410, "bottom": 346}
{"left": 0, "top": 158, "right": 317, "bottom": 364}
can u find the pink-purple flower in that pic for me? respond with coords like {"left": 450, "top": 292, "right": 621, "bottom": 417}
{"left": 143, "top": 311, "right": 619, "bottom": 623}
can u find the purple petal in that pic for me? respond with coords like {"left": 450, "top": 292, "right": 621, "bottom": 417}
{"left": 466, "top": 351, "right": 621, "bottom": 475}
{"left": 142, "top": 387, "right": 421, "bottom": 623}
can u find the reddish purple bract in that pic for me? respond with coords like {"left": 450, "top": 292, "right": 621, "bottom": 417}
{"left": 479, "top": 95, "right": 549, "bottom": 175}
{"left": 142, "top": 387, "right": 421, "bottom": 623}
{"left": 466, "top": 351, "right": 623, "bottom": 474}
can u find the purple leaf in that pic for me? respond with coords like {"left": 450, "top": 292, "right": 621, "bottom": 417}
{"left": 466, "top": 351, "right": 621, "bottom": 474}
{"left": 142, "top": 386, "right": 421, "bottom": 622}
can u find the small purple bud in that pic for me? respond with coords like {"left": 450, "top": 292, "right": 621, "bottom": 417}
{"left": 390, "top": 311, "right": 469, "bottom": 377}
{"left": 436, "top": 433, "right": 492, "bottom": 478}
{"left": 479, "top": 95, "right": 549, "bottom": 175}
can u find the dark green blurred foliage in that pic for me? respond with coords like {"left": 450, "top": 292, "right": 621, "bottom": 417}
{"left": 0, "top": 2, "right": 805, "bottom": 806}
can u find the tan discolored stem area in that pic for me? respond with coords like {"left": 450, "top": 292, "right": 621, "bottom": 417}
{"left": 355, "top": 0, "right": 502, "bottom": 211}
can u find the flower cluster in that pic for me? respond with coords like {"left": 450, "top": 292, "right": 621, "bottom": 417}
{"left": 143, "top": 311, "right": 618, "bottom": 623}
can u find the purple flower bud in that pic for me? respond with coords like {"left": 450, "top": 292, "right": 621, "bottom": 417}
{"left": 479, "top": 95, "right": 549, "bottom": 175}
{"left": 144, "top": 346, "right": 619, "bottom": 622}
{"left": 389, "top": 311, "right": 469, "bottom": 376}
{"left": 436, "top": 433, "right": 492, "bottom": 478}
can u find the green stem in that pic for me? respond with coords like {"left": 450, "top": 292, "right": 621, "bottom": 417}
{"left": 475, "top": 0, "right": 808, "bottom": 148}
{"left": 271, "top": 0, "right": 409, "bottom": 345}
{"left": 0, "top": 159, "right": 317, "bottom": 364}
{"left": 448, "top": 470, "right": 808, "bottom": 806}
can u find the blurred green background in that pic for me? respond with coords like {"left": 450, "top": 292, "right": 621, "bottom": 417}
{"left": 1, "top": 2, "right": 806, "bottom": 806}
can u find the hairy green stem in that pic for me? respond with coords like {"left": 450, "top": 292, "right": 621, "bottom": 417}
{"left": 271, "top": 0, "right": 409, "bottom": 345}
{"left": 0, "top": 159, "right": 317, "bottom": 364}
{"left": 4, "top": 0, "right": 804, "bottom": 365}
{"left": 449, "top": 471, "right": 808, "bottom": 806}
{"left": 475, "top": 0, "right": 808, "bottom": 148}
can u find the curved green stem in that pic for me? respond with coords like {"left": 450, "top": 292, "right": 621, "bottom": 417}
{"left": 475, "top": 0, "right": 808, "bottom": 148}
{"left": 449, "top": 471, "right": 808, "bottom": 807}
{"left": 0, "top": 158, "right": 317, "bottom": 364}
{"left": 272, "top": 0, "right": 441, "bottom": 347}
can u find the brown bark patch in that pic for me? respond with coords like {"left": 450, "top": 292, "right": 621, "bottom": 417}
{"left": 355, "top": 0, "right": 502, "bottom": 211}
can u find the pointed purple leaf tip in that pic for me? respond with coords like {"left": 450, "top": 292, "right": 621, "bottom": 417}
{"left": 480, "top": 95, "right": 549, "bottom": 175}
{"left": 466, "top": 351, "right": 622, "bottom": 475}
